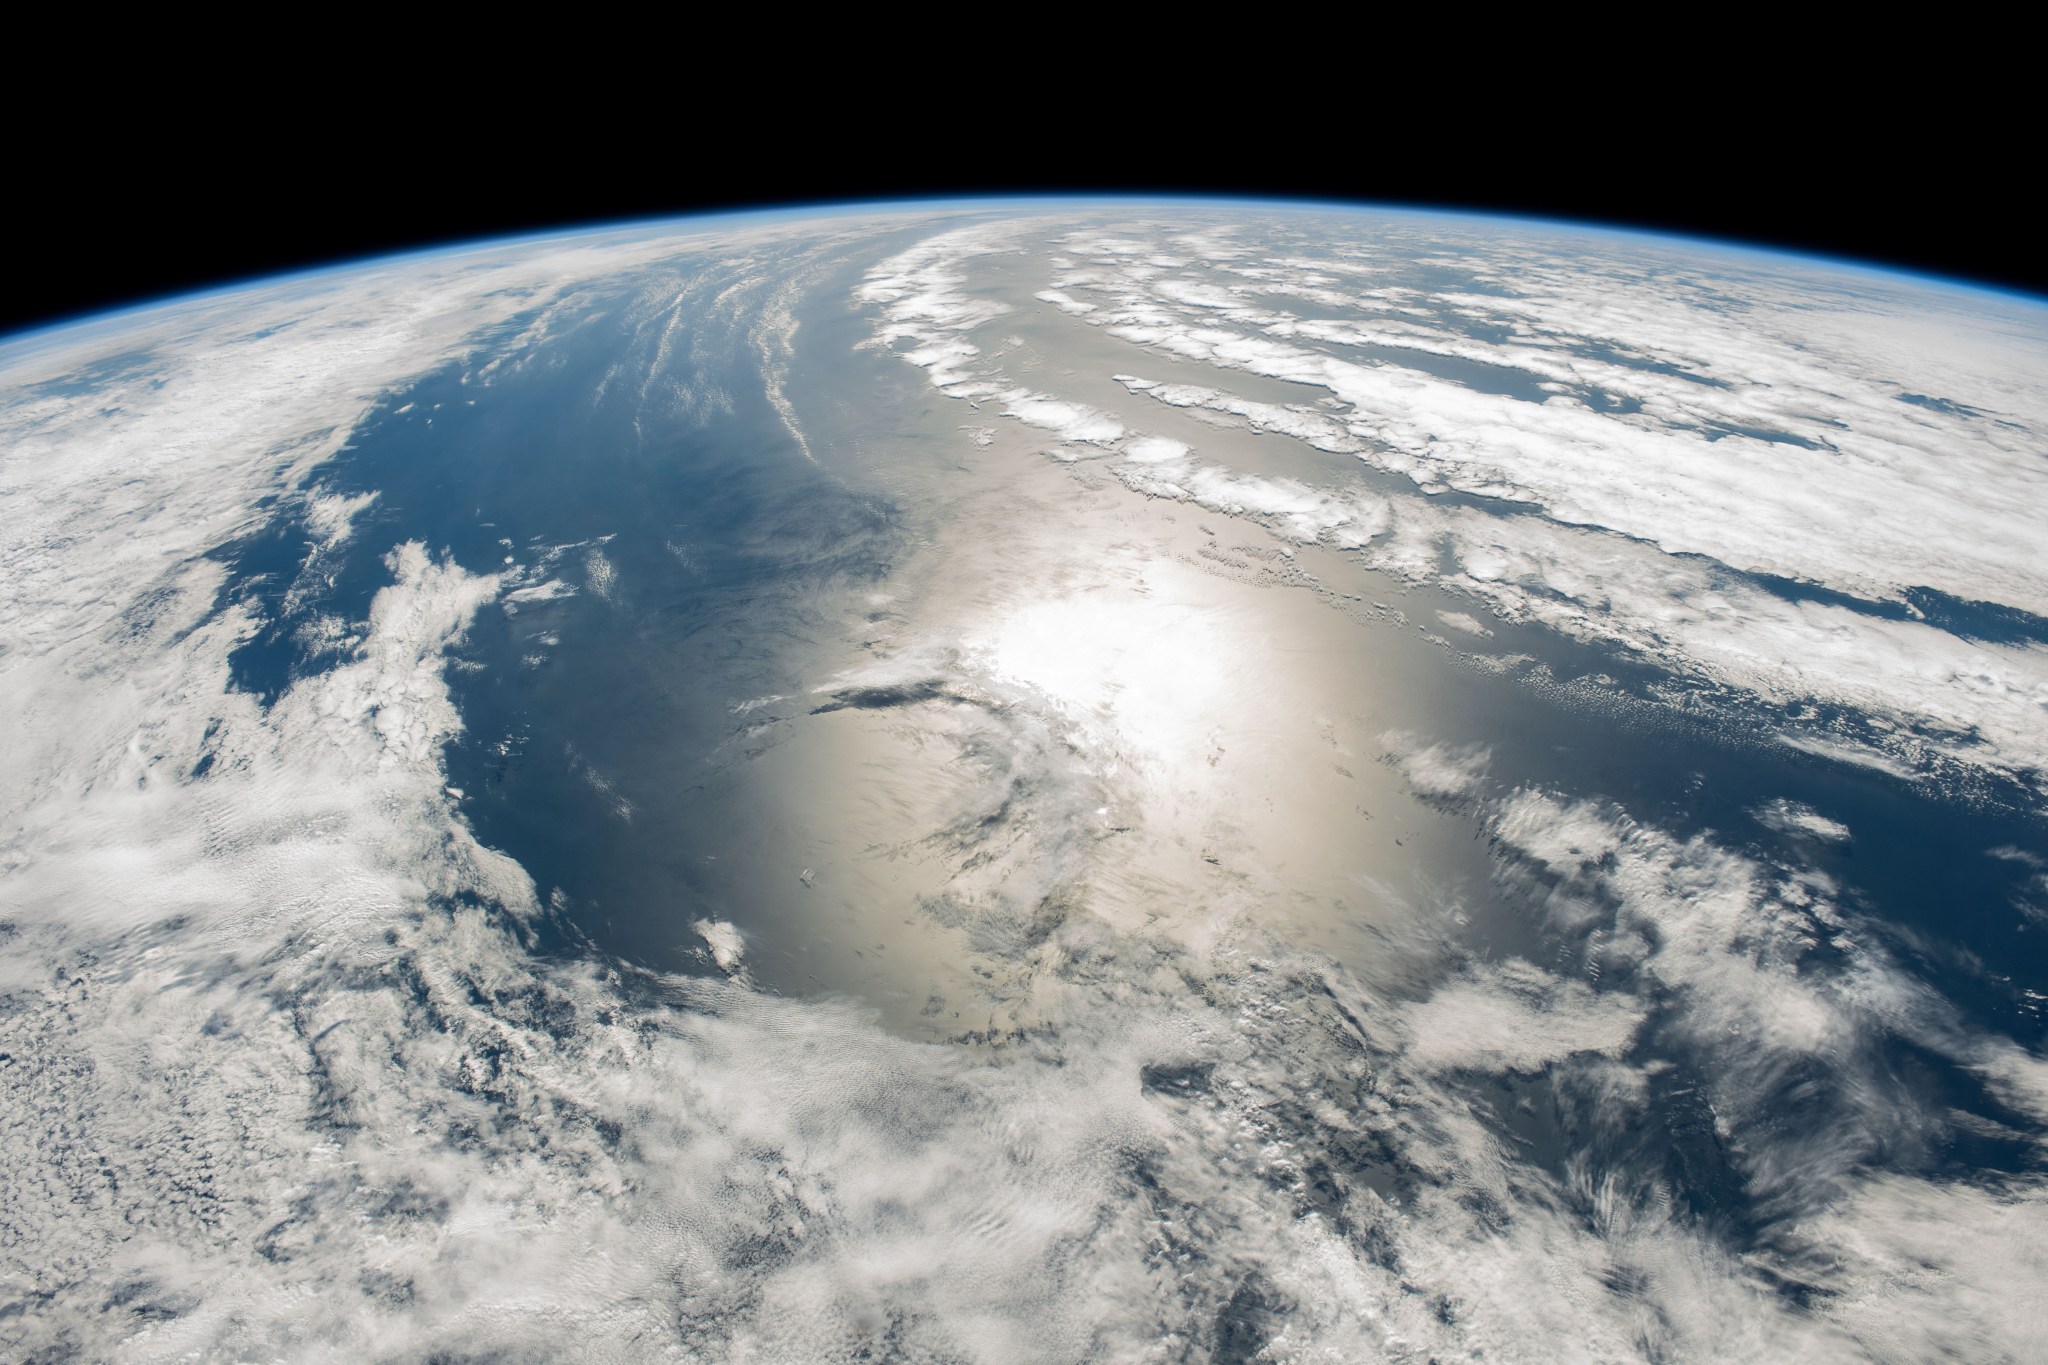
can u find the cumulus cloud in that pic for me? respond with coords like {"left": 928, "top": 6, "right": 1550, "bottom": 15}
{"left": 999, "top": 391, "right": 1125, "bottom": 446}
{"left": 1753, "top": 797, "right": 1853, "bottom": 843}
{"left": 1380, "top": 730, "right": 1493, "bottom": 799}
{"left": 1403, "top": 957, "right": 1643, "bottom": 1074}
{"left": 1435, "top": 609, "right": 1493, "bottom": 638}
{"left": 867, "top": 218, "right": 2048, "bottom": 792}
{"left": 1118, "top": 434, "right": 1189, "bottom": 464}
{"left": 692, "top": 917, "right": 746, "bottom": 973}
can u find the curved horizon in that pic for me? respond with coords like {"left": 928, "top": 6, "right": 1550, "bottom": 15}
{"left": 8, "top": 191, "right": 2044, "bottom": 348}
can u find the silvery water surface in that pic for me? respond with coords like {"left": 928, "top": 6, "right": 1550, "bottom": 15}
{"left": 4, "top": 200, "right": 2047, "bottom": 1362}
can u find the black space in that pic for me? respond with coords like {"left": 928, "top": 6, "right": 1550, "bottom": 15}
{"left": 5, "top": 74, "right": 2033, "bottom": 338}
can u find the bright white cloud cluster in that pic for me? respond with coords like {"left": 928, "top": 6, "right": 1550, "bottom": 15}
{"left": 861, "top": 215, "right": 2048, "bottom": 793}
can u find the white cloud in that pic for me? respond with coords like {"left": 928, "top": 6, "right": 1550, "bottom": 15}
{"left": 1795, "top": 1175, "right": 2048, "bottom": 1364}
{"left": 998, "top": 391, "right": 1125, "bottom": 445}
{"left": 692, "top": 917, "right": 746, "bottom": 974}
{"left": 861, "top": 218, "right": 2048, "bottom": 791}
{"left": 1381, "top": 730, "right": 1493, "bottom": 799}
{"left": 1119, "top": 434, "right": 1189, "bottom": 464}
{"left": 1753, "top": 797, "right": 1852, "bottom": 843}
{"left": 1403, "top": 958, "right": 1642, "bottom": 1074}
{"left": 301, "top": 487, "right": 379, "bottom": 547}
{"left": 855, "top": 222, "right": 1021, "bottom": 391}
{"left": 1032, "top": 288, "right": 1096, "bottom": 316}
{"left": 1435, "top": 609, "right": 1493, "bottom": 638}
{"left": 503, "top": 577, "right": 577, "bottom": 605}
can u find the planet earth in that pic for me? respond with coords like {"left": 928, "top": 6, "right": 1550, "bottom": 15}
{"left": 3, "top": 200, "right": 2047, "bottom": 1362}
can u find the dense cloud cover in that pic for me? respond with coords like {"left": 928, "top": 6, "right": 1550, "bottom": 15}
{"left": 3, "top": 205, "right": 2046, "bottom": 1361}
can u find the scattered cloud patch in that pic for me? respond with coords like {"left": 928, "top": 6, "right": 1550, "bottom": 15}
{"left": 1753, "top": 797, "right": 1852, "bottom": 843}
{"left": 693, "top": 917, "right": 746, "bottom": 973}
{"left": 1120, "top": 435, "right": 1189, "bottom": 464}
{"left": 1436, "top": 609, "right": 1494, "bottom": 638}
{"left": 1403, "top": 958, "right": 1643, "bottom": 1074}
